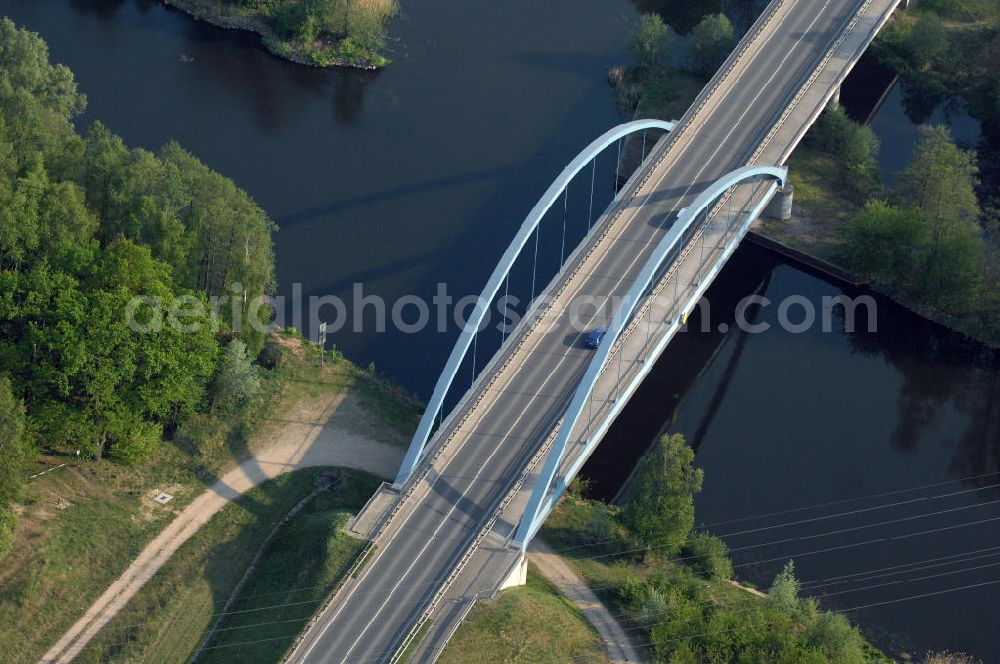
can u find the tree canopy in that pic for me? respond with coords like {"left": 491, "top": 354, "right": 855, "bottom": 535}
{"left": 0, "top": 19, "right": 277, "bottom": 465}
{"left": 845, "top": 125, "right": 984, "bottom": 313}
{"left": 632, "top": 14, "right": 674, "bottom": 71}
{"left": 620, "top": 433, "right": 703, "bottom": 554}
{"left": 688, "top": 13, "right": 736, "bottom": 78}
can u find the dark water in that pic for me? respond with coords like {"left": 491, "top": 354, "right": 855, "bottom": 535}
{"left": 5, "top": 1, "right": 1000, "bottom": 660}
{"left": 586, "top": 242, "right": 1000, "bottom": 661}
{"left": 0, "top": 0, "right": 636, "bottom": 398}
{"left": 840, "top": 52, "right": 982, "bottom": 187}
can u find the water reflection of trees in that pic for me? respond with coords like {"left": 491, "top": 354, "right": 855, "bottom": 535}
{"left": 848, "top": 297, "right": 1000, "bottom": 491}
{"left": 69, "top": 0, "right": 126, "bottom": 20}
{"left": 628, "top": 0, "right": 769, "bottom": 35}
{"left": 331, "top": 67, "right": 380, "bottom": 125}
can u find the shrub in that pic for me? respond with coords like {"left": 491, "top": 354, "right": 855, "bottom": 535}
{"left": 682, "top": 532, "right": 733, "bottom": 580}
{"left": 768, "top": 561, "right": 800, "bottom": 612}
{"left": 213, "top": 340, "right": 261, "bottom": 413}
{"left": 812, "top": 105, "right": 880, "bottom": 184}
{"left": 257, "top": 341, "right": 284, "bottom": 370}
{"left": 108, "top": 414, "right": 163, "bottom": 465}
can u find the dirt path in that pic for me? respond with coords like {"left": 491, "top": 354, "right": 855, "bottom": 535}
{"left": 527, "top": 540, "right": 643, "bottom": 663}
{"left": 42, "top": 387, "right": 641, "bottom": 663}
{"left": 41, "top": 391, "right": 404, "bottom": 664}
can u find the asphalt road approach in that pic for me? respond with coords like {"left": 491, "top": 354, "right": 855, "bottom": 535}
{"left": 289, "top": 1, "right": 864, "bottom": 661}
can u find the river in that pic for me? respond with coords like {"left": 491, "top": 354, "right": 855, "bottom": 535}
{"left": 3, "top": 1, "right": 998, "bottom": 661}
{"left": 585, "top": 241, "right": 1000, "bottom": 660}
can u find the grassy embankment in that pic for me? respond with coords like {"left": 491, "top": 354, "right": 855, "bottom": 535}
{"left": 439, "top": 569, "right": 610, "bottom": 664}
{"left": 540, "top": 491, "right": 897, "bottom": 664}
{"left": 163, "top": 0, "right": 397, "bottom": 68}
{"left": 0, "top": 333, "right": 421, "bottom": 664}
{"left": 79, "top": 468, "right": 380, "bottom": 663}
{"left": 759, "top": 139, "right": 871, "bottom": 264}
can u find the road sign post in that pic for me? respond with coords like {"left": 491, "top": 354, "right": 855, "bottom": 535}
{"left": 319, "top": 322, "right": 327, "bottom": 367}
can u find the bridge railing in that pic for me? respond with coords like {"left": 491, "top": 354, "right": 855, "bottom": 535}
{"left": 394, "top": 119, "right": 675, "bottom": 485}
{"left": 515, "top": 165, "right": 787, "bottom": 546}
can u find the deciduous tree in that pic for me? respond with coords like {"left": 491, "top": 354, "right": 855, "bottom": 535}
{"left": 620, "top": 433, "right": 702, "bottom": 554}
{"left": 688, "top": 13, "right": 735, "bottom": 78}
{"left": 632, "top": 14, "right": 673, "bottom": 71}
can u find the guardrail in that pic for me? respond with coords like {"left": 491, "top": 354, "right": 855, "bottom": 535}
{"left": 389, "top": 417, "right": 565, "bottom": 662}
{"left": 749, "top": 0, "right": 876, "bottom": 166}
{"left": 282, "top": 1, "right": 882, "bottom": 659}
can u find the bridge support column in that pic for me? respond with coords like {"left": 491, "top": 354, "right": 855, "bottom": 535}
{"left": 765, "top": 184, "right": 795, "bottom": 221}
{"left": 499, "top": 554, "right": 528, "bottom": 590}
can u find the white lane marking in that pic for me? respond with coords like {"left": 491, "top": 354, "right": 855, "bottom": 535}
{"left": 337, "top": 321, "right": 598, "bottom": 661}
{"left": 298, "top": 3, "right": 838, "bottom": 660}
{"left": 341, "top": 0, "right": 828, "bottom": 650}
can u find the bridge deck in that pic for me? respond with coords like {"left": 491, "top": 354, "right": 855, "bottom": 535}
{"left": 287, "top": 1, "right": 902, "bottom": 661}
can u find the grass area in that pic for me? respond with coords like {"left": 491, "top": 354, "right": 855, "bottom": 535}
{"left": 73, "top": 467, "right": 379, "bottom": 664}
{"left": 0, "top": 332, "right": 420, "bottom": 664}
{"left": 439, "top": 569, "right": 610, "bottom": 664}
{"left": 163, "top": 0, "right": 396, "bottom": 68}
{"left": 541, "top": 493, "right": 669, "bottom": 628}
{"left": 540, "top": 494, "right": 895, "bottom": 664}
{"left": 756, "top": 141, "right": 871, "bottom": 264}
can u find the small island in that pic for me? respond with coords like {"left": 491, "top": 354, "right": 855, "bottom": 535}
{"left": 163, "top": 0, "right": 397, "bottom": 68}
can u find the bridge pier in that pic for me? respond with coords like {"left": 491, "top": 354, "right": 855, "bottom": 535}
{"left": 765, "top": 184, "right": 795, "bottom": 221}
{"left": 499, "top": 554, "right": 528, "bottom": 590}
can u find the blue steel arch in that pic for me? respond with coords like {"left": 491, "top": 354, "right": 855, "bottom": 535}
{"left": 395, "top": 119, "right": 677, "bottom": 485}
{"left": 514, "top": 164, "right": 788, "bottom": 546}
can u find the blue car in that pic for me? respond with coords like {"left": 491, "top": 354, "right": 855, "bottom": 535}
{"left": 583, "top": 328, "right": 607, "bottom": 349}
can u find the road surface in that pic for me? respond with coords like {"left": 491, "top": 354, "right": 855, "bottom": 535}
{"left": 287, "top": 2, "right": 871, "bottom": 662}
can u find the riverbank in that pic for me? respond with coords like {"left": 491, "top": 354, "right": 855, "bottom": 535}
{"left": 3, "top": 333, "right": 421, "bottom": 663}
{"left": 540, "top": 472, "right": 900, "bottom": 663}
{"left": 615, "top": 6, "right": 1000, "bottom": 349}
{"left": 759, "top": 135, "right": 1000, "bottom": 350}
{"left": 161, "top": 0, "right": 394, "bottom": 68}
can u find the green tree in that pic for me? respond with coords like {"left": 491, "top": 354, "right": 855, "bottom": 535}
{"left": 903, "top": 11, "right": 950, "bottom": 71}
{"left": 82, "top": 121, "right": 128, "bottom": 229}
{"left": 768, "top": 560, "right": 800, "bottom": 612}
{"left": 632, "top": 13, "right": 673, "bottom": 70}
{"left": 902, "top": 125, "right": 980, "bottom": 230}
{"left": 0, "top": 376, "right": 28, "bottom": 556}
{"left": 845, "top": 199, "right": 929, "bottom": 289}
{"left": 213, "top": 339, "right": 260, "bottom": 413}
{"left": 0, "top": 18, "right": 85, "bottom": 172}
{"left": 620, "top": 433, "right": 703, "bottom": 554}
{"left": 901, "top": 125, "right": 983, "bottom": 307}
{"left": 688, "top": 13, "right": 735, "bottom": 78}
{"left": 682, "top": 532, "right": 733, "bottom": 580}
{"left": 813, "top": 105, "right": 880, "bottom": 184}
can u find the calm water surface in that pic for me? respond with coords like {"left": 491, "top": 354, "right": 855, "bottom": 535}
{"left": 587, "top": 243, "right": 1000, "bottom": 660}
{"left": 4, "top": 1, "right": 999, "bottom": 660}
{"left": 0, "top": 0, "right": 635, "bottom": 396}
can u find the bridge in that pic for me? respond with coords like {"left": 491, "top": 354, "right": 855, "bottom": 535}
{"left": 285, "top": 1, "right": 903, "bottom": 661}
